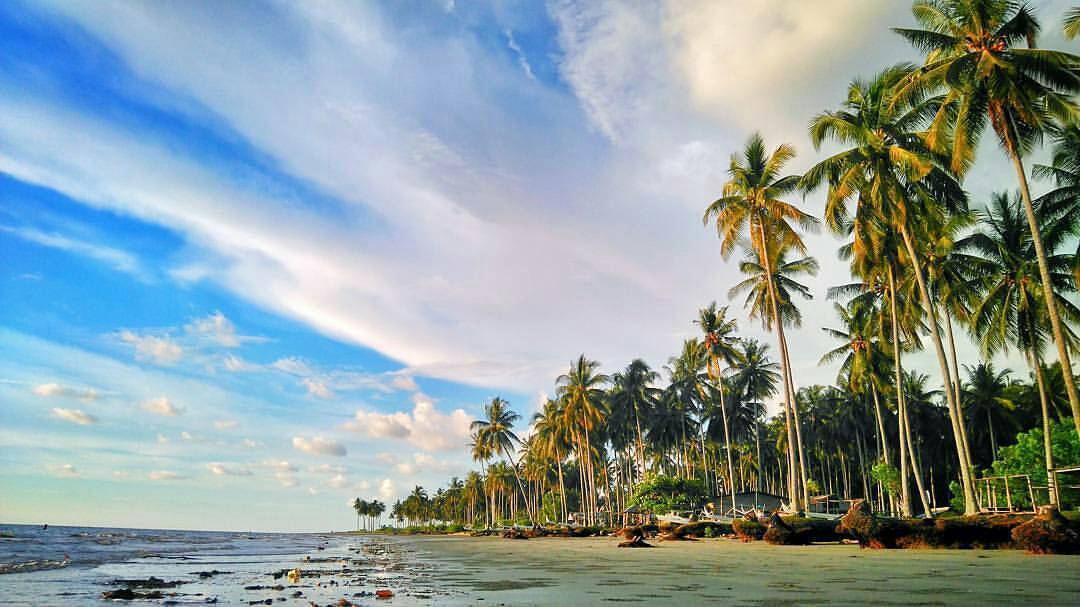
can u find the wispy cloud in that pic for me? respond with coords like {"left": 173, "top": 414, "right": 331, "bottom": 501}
{"left": 148, "top": 470, "right": 185, "bottom": 481}
{"left": 207, "top": 462, "right": 253, "bottom": 476}
{"left": 50, "top": 407, "right": 98, "bottom": 425}
{"left": 0, "top": 225, "right": 148, "bottom": 280}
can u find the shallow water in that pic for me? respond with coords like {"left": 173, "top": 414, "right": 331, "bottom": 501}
{"left": 3, "top": 525, "right": 1079, "bottom": 605}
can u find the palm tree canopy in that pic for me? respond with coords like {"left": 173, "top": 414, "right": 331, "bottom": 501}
{"left": 893, "top": 0, "right": 1080, "bottom": 171}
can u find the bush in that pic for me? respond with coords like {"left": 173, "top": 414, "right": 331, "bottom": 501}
{"left": 627, "top": 475, "right": 706, "bottom": 515}
{"left": 990, "top": 418, "right": 1079, "bottom": 509}
{"left": 732, "top": 519, "right": 765, "bottom": 541}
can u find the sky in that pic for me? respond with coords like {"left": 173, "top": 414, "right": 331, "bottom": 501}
{"left": 1, "top": 0, "right": 1075, "bottom": 532}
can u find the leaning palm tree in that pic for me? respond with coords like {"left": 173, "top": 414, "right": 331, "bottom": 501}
{"left": 555, "top": 355, "right": 609, "bottom": 526}
{"left": 703, "top": 132, "right": 818, "bottom": 511}
{"left": 961, "top": 190, "right": 1080, "bottom": 506}
{"left": 471, "top": 397, "right": 535, "bottom": 525}
{"left": 894, "top": 0, "right": 1080, "bottom": 432}
{"left": 803, "top": 62, "right": 968, "bottom": 514}
{"left": 695, "top": 302, "right": 744, "bottom": 513}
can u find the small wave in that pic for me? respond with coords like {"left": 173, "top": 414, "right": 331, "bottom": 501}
{"left": 0, "top": 559, "right": 71, "bottom": 575}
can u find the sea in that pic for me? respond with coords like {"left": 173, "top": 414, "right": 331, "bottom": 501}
{"left": 0, "top": 523, "right": 439, "bottom": 605}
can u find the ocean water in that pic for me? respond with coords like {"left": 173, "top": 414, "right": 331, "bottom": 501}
{"left": 0, "top": 523, "right": 441, "bottom": 605}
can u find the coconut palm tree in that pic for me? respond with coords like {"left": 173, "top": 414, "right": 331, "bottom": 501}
{"left": 803, "top": 62, "right": 968, "bottom": 514}
{"left": 608, "top": 359, "right": 661, "bottom": 483}
{"left": 961, "top": 190, "right": 1080, "bottom": 506}
{"left": 695, "top": 302, "right": 744, "bottom": 512}
{"left": 730, "top": 339, "right": 780, "bottom": 493}
{"left": 471, "top": 397, "right": 535, "bottom": 525}
{"left": 1034, "top": 122, "right": 1080, "bottom": 293}
{"left": 555, "top": 355, "right": 609, "bottom": 525}
{"left": 704, "top": 132, "right": 818, "bottom": 510}
{"left": 960, "top": 362, "right": 1016, "bottom": 465}
{"left": 531, "top": 398, "right": 572, "bottom": 523}
{"left": 893, "top": 0, "right": 1080, "bottom": 433}
{"left": 728, "top": 238, "right": 818, "bottom": 509}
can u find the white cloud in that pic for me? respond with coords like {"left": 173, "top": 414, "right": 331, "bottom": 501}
{"left": 120, "top": 331, "right": 183, "bottom": 365}
{"left": 112, "top": 470, "right": 130, "bottom": 479}
{"left": 266, "top": 460, "right": 298, "bottom": 473}
{"left": 50, "top": 407, "right": 98, "bottom": 425}
{"left": 241, "top": 438, "right": 261, "bottom": 448}
{"left": 33, "top": 382, "right": 99, "bottom": 401}
{"left": 292, "top": 436, "right": 346, "bottom": 457}
{"left": 213, "top": 419, "right": 238, "bottom": 430}
{"left": 302, "top": 378, "right": 334, "bottom": 399}
{"left": 140, "top": 396, "right": 182, "bottom": 416}
{"left": 347, "top": 393, "right": 471, "bottom": 451}
{"left": 325, "top": 473, "right": 349, "bottom": 489}
{"left": 378, "top": 478, "right": 396, "bottom": 500}
{"left": 356, "top": 479, "right": 371, "bottom": 491}
{"left": 276, "top": 472, "right": 298, "bottom": 487}
{"left": 307, "top": 487, "right": 319, "bottom": 495}
{"left": 148, "top": 470, "right": 185, "bottom": 481}
{"left": 156, "top": 433, "right": 169, "bottom": 444}
{"left": 180, "top": 431, "right": 196, "bottom": 441}
{"left": 207, "top": 462, "right": 253, "bottom": 476}
{"left": 185, "top": 311, "right": 241, "bottom": 347}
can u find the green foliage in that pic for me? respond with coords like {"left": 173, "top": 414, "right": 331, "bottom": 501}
{"left": 871, "top": 463, "right": 901, "bottom": 499}
{"left": 627, "top": 475, "right": 706, "bottom": 514}
{"left": 805, "top": 479, "right": 822, "bottom": 495}
{"left": 990, "top": 418, "right": 1080, "bottom": 509}
{"left": 949, "top": 481, "right": 965, "bottom": 513}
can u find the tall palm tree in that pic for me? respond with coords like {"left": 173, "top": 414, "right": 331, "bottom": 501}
{"left": 728, "top": 238, "right": 818, "bottom": 509}
{"left": 471, "top": 397, "right": 535, "bottom": 524}
{"left": 531, "top": 398, "right": 572, "bottom": 523}
{"left": 730, "top": 339, "right": 780, "bottom": 493}
{"left": 555, "top": 355, "right": 609, "bottom": 526}
{"left": 469, "top": 430, "right": 499, "bottom": 528}
{"left": 608, "top": 359, "right": 660, "bottom": 483}
{"left": 695, "top": 303, "right": 744, "bottom": 513}
{"left": 665, "top": 339, "right": 709, "bottom": 482}
{"left": 803, "top": 63, "right": 966, "bottom": 514}
{"left": 894, "top": 0, "right": 1080, "bottom": 432}
{"left": 961, "top": 190, "right": 1080, "bottom": 506}
{"left": 704, "top": 132, "right": 818, "bottom": 511}
{"left": 960, "top": 362, "right": 1016, "bottom": 464}
{"left": 821, "top": 299, "right": 894, "bottom": 469}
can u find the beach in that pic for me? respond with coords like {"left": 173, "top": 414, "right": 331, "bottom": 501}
{"left": 4, "top": 524, "right": 1080, "bottom": 605}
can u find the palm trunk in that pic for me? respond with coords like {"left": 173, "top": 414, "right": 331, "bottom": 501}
{"left": 778, "top": 329, "right": 811, "bottom": 510}
{"left": 1005, "top": 134, "right": 1080, "bottom": 435}
{"left": 887, "top": 265, "right": 910, "bottom": 515}
{"left": 944, "top": 312, "right": 976, "bottom": 476}
{"left": 1029, "top": 350, "right": 1059, "bottom": 508}
{"left": 898, "top": 226, "right": 978, "bottom": 514}
{"left": 757, "top": 222, "right": 801, "bottom": 510}
{"left": 503, "top": 448, "right": 536, "bottom": 524}
{"left": 871, "top": 385, "right": 889, "bottom": 464}
{"left": 716, "top": 369, "right": 738, "bottom": 515}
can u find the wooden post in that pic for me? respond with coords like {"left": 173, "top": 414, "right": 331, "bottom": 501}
{"left": 1004, "top": 476, "right": 1013, "bottom": 512}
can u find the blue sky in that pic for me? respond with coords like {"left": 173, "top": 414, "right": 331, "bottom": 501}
{"left": 1, "top": 0, "right": 1073, "bottom": 531}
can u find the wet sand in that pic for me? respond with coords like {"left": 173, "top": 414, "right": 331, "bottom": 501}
{"left": 406, "top": 536, "right": 1080, "bottom": 605}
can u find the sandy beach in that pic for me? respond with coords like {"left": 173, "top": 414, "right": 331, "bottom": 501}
{"left": 4, "top": 524, "right": 1080, "bottom": 605}
{"left": 405, "top": 536, "right": 1080, "bottom": 605}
